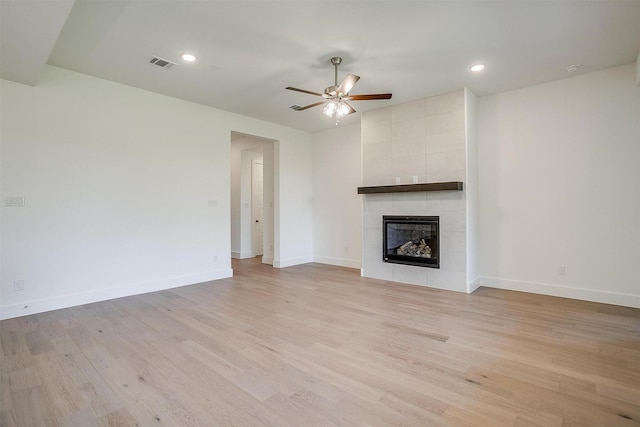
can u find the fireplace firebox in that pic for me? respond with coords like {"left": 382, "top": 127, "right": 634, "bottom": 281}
{"left": 383, "top": 216, "right": 439, "bottom": 268}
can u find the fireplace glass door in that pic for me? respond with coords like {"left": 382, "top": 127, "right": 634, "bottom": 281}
{"left": 383, "top": 216, "right": 439, "bottom": 268}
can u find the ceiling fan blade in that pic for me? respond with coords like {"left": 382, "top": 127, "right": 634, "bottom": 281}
{"left": 290, "top": 101, "right": 326, "bottom": 111}
{"left": 347, "top": 93, "right": 393, "bottom": 101}
{"left": 343, "top": 101, "right": 356, "bottom": 115}
{"left": 337, "top": 74, "right": 360, "bottom": 95}
{"left": 286, "top": 86, "right": 324, "bottom": 97}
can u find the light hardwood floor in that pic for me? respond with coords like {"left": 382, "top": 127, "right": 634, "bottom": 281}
{"left": 1, "top": 258, "right": 639, "bottom": 426}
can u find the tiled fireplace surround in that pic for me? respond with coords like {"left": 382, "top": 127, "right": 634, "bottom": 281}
{"left": 361, "top": 89, "right": 474, "bottom": 293}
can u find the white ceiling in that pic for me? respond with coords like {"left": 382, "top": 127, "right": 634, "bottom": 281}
{"left": 2, "top": 0, "right": 639, "bottom": 133}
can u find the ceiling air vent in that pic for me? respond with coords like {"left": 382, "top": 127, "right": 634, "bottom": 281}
{"left": 148, "top": 56, "right": 177, "bottom": 69}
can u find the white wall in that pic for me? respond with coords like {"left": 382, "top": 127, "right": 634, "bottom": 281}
{"left": 478, "top": 63, "right": 640, "bottom": 307}
{"left": 465, "top": 88, "right": 480, "bottom": 291}
{"left": 273, "top": 137, "right": 314, "bottom": 268}
{"left": 311, "top": 123, "right": 362, "bottom": 269}
{"left": 261, "top": 143, "right": 275, "bottom": 265}
{"left": 1, "top": 65, "right": 313, "bottom": 319}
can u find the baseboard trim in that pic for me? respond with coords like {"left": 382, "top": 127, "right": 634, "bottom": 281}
{"left": 273, "top": 256, "right": 313, "bottom": 268}
{"left": 467, "top": 276, "right": 482, "bottom": 293}
{"left": 231, "top": 251, "right": 254, "bottom": 259}
{"left": 0, "top": 269, "right": 233, "bottom": 320}
{"left": 261, "top": 256, "right": 273, "bottom": 265}
{"left": 480, "top": 276, "right": 640, "bottom": 308}
{"left": 313, "top": 256, "right": 362, "bottom": 270}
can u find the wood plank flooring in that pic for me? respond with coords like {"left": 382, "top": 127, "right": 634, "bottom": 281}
{"left": 1, "top": 258, "right": 639, "bottom": 426}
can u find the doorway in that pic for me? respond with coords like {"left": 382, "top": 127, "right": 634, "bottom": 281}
{"left": 230, "top": 132, "right": 274, "bottom": 265}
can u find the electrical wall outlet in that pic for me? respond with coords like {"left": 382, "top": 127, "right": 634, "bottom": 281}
{"left": 14, "top": 280, "right": 25, "bottom": 291}
{"left": 557, "top": 266, "right": 566, "bottom": 275}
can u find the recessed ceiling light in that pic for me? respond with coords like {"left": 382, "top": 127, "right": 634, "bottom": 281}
{"left": 181, "top": 53, "right": 196, "bottom": 62}
{"left": 470, "top": 64, "right": 485, "bottom": 72}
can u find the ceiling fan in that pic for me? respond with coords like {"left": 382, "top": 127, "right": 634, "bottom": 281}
{"left": 286, "top": 57, "right": 392, "bottom": 123}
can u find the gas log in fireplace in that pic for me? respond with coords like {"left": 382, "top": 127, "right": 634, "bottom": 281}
{"left": 383, "top": 216, "right": 439, "bottom": 268}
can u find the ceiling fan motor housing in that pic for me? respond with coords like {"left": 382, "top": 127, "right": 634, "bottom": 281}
{"left": 324, "top": 86, "right": 339, "bottom": 97}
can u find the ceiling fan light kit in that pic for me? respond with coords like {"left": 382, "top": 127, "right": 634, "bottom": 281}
{"left": 286, "top": 56, "right": 392, "bottom": 124}
{"left": 323, "top": 99, "right": 350, "bottom": 119}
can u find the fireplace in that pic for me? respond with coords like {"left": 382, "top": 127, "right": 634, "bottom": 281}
{"left": 383, "top": 216, "right": 439, "bottom": 268}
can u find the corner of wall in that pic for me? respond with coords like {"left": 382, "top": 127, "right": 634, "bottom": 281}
{"left": 313, "top": 256, "right": 362, "bottom": 270}
{"left": 467, "top": 276, "right": 482, "bottom": 293}
{"left": 273, "top": 256, "right": 313, "bottom": 269}
{"left": 635, "top": 50, "right": 640, "bottom": 86}
{"left": 464, "top": 87, "right": 479, "bottom": 286}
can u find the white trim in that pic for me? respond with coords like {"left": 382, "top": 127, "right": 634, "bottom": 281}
{"left": 273, "top": 256, "right": 313, "bottom": 268}
{"left": 0, "top": 269, "right": 233, "bottom": 320}
{"left": 480, "top": 276, "right": 640, "bottom": 308}
{"left": 313, "top": 256, "right": 362, "bottom": 269}
{"left": 231, "top": 251, "right": 254, "bottom": 259}
{"left": 467, "top": 277, "right": 482, "bottom": 293}
{"left": 261, "top": 256, "right": 273, "bottom": 265}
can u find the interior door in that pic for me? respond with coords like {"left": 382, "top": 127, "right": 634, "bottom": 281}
{"left": 251, "top": 160, "right": 264, "bottom": 256}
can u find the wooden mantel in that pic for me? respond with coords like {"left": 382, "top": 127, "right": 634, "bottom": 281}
{"left": 357, "top": 181, "right": 463, "bottom": 194}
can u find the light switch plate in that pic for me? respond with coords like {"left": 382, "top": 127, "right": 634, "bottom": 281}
{"left": 5, "top": 196, "right": 25, "bottom": 207}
